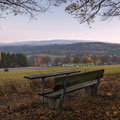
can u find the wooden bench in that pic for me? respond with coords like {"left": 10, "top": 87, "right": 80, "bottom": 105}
{"left": 24, "top": 70, "right": 80, "bottom": 104}
{"left": 39, "top": 69, "right": 104, "bottom": 113}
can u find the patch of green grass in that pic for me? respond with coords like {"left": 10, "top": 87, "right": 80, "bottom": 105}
{"left": 78, "top": 65, "right": 120, "bottom": 74}
{"left": 0, "top": 67, "right": 75, "bottom": 86}
{"left": 0, "top": 65, "right": 120, "bottom": 86}
{"left": 27, "top": 54, "right": 64, "bottom": 58}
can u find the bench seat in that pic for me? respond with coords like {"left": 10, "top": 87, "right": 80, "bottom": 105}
{"left": 40, "top": 81, "right": 97, "bottom": 98}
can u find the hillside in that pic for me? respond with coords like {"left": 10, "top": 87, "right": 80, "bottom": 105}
{"left": 0, "top": 41, "right": 120, "bottom": 56}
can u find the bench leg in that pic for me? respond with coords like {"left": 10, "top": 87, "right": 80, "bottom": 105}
{"left": 85, "top": 85, "right": 98, "bottom": 97}
{"left": 56, "top": 99, "right": 64, "bottom": 114}
{"left": 47, "top": 98, "right": 64, "bottom": 114}
{"left": 47, "top": 98, "right": 57, "bottom": 109}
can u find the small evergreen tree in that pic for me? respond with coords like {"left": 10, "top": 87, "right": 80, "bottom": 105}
{"left": 0, "top": 52, "right": 28, "bottom": 68}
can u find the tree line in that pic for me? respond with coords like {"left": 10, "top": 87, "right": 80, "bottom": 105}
{"left": 29, "top": 54, "right": 120, "bottom": 66}
{"left": 0, "top": 52, "right": 28, "bottom": 68}
{"left": 0, "top": 51, "right": 119, "bottom": 68}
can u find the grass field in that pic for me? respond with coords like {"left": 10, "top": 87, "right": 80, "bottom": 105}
{"left": 0, "top": 65, "right": 120, "bottom": 86}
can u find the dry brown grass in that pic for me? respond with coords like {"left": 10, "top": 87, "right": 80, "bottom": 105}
{"left": 0, "top": 74, "right": 120, "bottom": 120}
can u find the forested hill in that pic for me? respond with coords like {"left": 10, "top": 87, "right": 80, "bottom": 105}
{"left": 0, "top": 42, "right": 120, "bottom": 56}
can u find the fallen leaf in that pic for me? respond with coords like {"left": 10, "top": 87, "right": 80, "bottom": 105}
{"left": 106, "top": 92, "right": 112, "bottom": 96}
{"left": 113, "top": 111, "right": 118, "bottom": 116}
{"left": 106, "top": 112, "right": 110, "bottom": 116}
{"left": 112, "top": 106, "right": 116, "bottom": 110}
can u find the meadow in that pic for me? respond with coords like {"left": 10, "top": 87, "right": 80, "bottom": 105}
{"left": 0, "top": 65, "right": 120, "bottom": 86}
{"left": 0, "top": 65, "right": 120, "bottom": 120}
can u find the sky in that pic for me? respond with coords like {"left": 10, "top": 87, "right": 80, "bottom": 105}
{"left": 0, "top": 4, "right": 120, "bottom": 44}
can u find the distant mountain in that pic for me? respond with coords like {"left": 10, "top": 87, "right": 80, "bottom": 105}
{"left": 0, "top": 40, "right": 91, "bottom": 46}
{"left": 0, "top": 41, "right": 120, "bottom": 57}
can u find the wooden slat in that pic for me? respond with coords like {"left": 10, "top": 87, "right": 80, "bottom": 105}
{"left": 43, "top": 81, "right": 97, "bottom": 98}
{"left": 24, "top": 70, "right": 80, "bottom": 79}
{"left": 38, "top": 90, "right": 54, "bottom": 96}
{"left": 54, "top": 69, "right": 104, "bottom": 90}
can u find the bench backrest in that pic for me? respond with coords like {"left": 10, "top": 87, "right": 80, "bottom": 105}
{"left": 53, "top": 69, "right": 104, "bottom": 91}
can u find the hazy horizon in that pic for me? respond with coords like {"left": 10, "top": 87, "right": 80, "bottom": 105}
{"left": 0, "top": 39, "right": 119, "bottom": 45}
{"left": 0, "top": 39, "right": 94, "bottom": 43}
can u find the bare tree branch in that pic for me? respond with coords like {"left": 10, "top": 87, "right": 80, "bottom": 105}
{"left": 0, "top": 0, "right": 120, "bottom": 24}
{"left": 65, "top": 0, "right": 120, "bottom": 24}
{"left": 0, "top": 0, "right": 53, "bottom": 19}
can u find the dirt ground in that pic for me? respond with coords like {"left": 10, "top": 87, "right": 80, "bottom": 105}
{"left": 0, "top": 74, "right": 120, "bottom": 120}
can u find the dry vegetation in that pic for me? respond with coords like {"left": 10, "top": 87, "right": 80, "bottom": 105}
{"left": 0, "top": 66, "right": 120, "bottom": 120}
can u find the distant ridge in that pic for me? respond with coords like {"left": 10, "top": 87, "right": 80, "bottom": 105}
{"left": 0, "top": 41, "right": 120, "bottom": 57}
{"left": 0, "top": 40, "right": 92, "bottom": 46}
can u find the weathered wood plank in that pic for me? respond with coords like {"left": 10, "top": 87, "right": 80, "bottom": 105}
{"left": 44, "top": 81, "right": 97, "bottom": 98}
{"left": 38, "top": 90, "right": 54, "bottom": 96}
{"left": 53, "top": 69, "right": 104, "bottom": 91}
{"left": 24, "top": 70, "right": 80, "bottom": 79}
